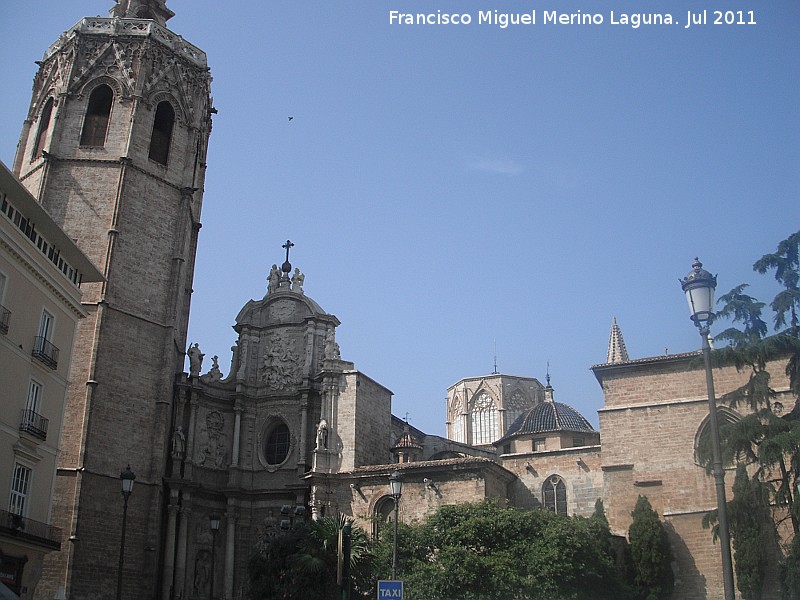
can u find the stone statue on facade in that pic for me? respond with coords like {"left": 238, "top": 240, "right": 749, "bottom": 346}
{"left": 267, "top": 264, "right": 280, "bottom": 294}
{"left": 324, "top": 329, "right": 340, "bottom": 360}
{"left": 316, "top": 419, "right": 328, "bottom": 450}
{"left": 171, "top": 426, "right": 186, "bottom": 459}
{"left": 291, "top": 267, "right": 305, "bottom": 294}
{"left": 187, "top": 343, "right": 204, "bottom": 376}
{"left": 202, "top": 355, "right": 223, "bottom": 382}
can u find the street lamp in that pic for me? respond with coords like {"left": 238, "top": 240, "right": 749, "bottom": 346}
{"left": 681, "top": 258, "right": 735, "bottom": 600}
{"left": 388, "top": 470, "right": 403, "bottom": 580}
{"left": 116, "top": 465, "right": 135, "bottom": 600}
{"left": 209, "top": 513, "right": 220, "bottom": 600}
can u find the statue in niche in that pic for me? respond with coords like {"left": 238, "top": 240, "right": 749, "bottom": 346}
{"left": 192, "top": 549, "right": 211, "bottom": 596}
{"left": 324, "top": 329, "right": 340, "bottom": 360}
{"left": 291, "top": 268, "right": 305, "bottom": 294}
{"left": 187, "top": 343, "right": 204, "bottom": 376}
{"left": 316, "top": 419, "right": 328, "bottom": 450}
{"left": 267, "top": 264, "right": 281, "bottom": 294}
{"left": 202, "top": 355, "right": 223, "bottom": 383}
{"left": 171, "top": 426, "right": 186, "bottom": 459}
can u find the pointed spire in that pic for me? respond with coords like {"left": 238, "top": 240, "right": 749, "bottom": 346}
{"left": 606, "top": 317, "right": 630, "bottom": 364}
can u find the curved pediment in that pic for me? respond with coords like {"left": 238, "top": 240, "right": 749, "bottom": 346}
{"left": 234, "top": 289, "right": 335, "bottom": 331}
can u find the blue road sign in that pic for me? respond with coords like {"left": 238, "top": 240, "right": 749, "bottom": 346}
{"left": 377, "top": 580, "right": 403, "bottom": 598}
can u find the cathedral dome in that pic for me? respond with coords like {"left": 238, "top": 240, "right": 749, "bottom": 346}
{"left": 499, "top": 398, "right": 596, "bottom": 444}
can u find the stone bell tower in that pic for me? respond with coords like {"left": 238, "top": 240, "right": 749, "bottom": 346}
{"left": 12, "top": 1, "right": 213, "bottom": 598}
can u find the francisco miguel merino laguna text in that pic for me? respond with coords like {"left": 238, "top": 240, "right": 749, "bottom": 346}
{"left": 389, "top": 9, "right": 679, "bottom": 28}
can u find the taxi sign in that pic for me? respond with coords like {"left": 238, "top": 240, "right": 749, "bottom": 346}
{"left": 377, "top": 580, "right": 403, "bottom": 598}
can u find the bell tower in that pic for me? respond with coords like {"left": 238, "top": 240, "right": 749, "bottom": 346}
{"left": 13, "top": 2, "right": 213, "bottom": 598}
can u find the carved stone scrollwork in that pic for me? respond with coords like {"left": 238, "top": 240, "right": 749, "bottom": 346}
{"left": 259, "top": 332, "right": 301, "bottom": 391}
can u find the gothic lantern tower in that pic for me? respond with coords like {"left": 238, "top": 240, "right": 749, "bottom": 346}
{"left": 12, "top": 2, "right": 214, "bottom": 598}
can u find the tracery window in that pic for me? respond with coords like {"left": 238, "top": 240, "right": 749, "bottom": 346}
{"left": 80, "top": 84, "right": 113, "bottom": 147}
{"left": 694, "top": 408, "right": 739, "bottom": 467}
{"left": 543, "top": 475, "right": 567, "bottom": 515}
{"left": 471, "top": 393, "right": 498, "bottom": 445}
{"left": 32, "top": 98, "right": 54, "bottom": 160}
{"left": 504, "top": 390, "right": 528, "bottom": 434}
{"left": 148, "top": 101, "right": 175, "bottom": 165}
{"left": 264, "top": 422, "right": 290, "bottom": 465}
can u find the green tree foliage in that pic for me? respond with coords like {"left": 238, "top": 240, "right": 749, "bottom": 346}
{"left": 699, "top": 231, "right": 800, "bottom": 540}
{"left": 372, "top": 499, "right": 632, "bottom": 600}
{"left": 728, "top": 464, "right": 774, "bottom": 600}
{"left": 781, "top": 533, "right": 800, "bottom": 600}
{"left": 628, "top": 496, "right": 673, "bottom": 600}
{"left": 247, "top": 514, "right": 372, "bottom": 600}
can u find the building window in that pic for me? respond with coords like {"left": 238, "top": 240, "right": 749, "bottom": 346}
{"left": 80, "top": 84, "right": 113, "bottom": 147}
{"left": 20, "top": 379, "right": 48, "bottom": 440}
{"left": 572, "top": 437, "right": 585, "bottom": 447}
{"left": 532, "top": 438, "right": 545, "bottom": 452}
{"left": 543, "top": 475, "right": 567, "bottom": 516}
{"left": 373, "top": 496, "right": 396, "bottom": 539}
{"left": 0, "top": 271, "right": 8, "bottom": 334}
{"left": 9, "top": 464, "right": 32, "bottom": 517}
{"left": 33, "top": 309, "right": 59, "bottom": 369}
{"left": 471, "top": 393, "right": 498, "bottom": 445}
{"left": 32, "top": 98, "right": 54, "bottom": 160}
{"left": 148, "top": 101, "right": 175, "bottom": 165}
{"left": 264, "top": 422, "right": 290, "bottom": 465}
{"left": 502, "top": 444, "right": 511, "bottom": 455}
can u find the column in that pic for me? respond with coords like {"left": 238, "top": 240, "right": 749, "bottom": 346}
{"left": 161, "top": 501, "right": 179, "bottom": 600}
{"left": 175, "top": 503, "right": 191, "bottom": 599}
{"left": 298, "top": 395, "right": 308, "bottom": 467}
{"left": 231, "top": 403, "right": 242, "bottom": 467}
{"left": 223, "top": 509, "right": 236, "bottom": 600}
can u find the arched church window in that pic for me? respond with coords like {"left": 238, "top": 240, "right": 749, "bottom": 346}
{"left": 543, "top": 475, "right": 567, "bottom": 516}
{"left": 148, "top": 101, "right": 175, "bottom": 165}
{"left": 694, "top": 408, "right": 739, "bottom": 467}
{"left": 80, "top": 85, "right": 113, "bottom": 147}
{"left": 32, "top": 98, "right": 54, "bottom": 160}
{"left": 471, "top": 393, "right": 498, "bottom": 445}
{"left": 264, "top": 422, "right": 290, "bottom": 465}
{"left": 373, "top": 496, "right": 396, "bottom": 539}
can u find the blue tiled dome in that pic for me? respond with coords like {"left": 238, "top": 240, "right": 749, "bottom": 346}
{"left": 505, "top": 401, "right": 595, "bottom": 438}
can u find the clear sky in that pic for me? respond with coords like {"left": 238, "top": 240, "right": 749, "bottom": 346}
{"left": 1, "top": 0, "right": 797, "bottom": 436}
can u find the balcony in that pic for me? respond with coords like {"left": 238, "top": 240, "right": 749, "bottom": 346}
{"left": 32, "top": 336, "right": 59, "bottom": 369}
{"left": 0, "top": 304, "right": 9, "bottom": 334}
{"left": 0, "top": 508, "right": 61, "bottom": 551}
{"left": 19, "top": 409, "right": 49, "bottom": 441}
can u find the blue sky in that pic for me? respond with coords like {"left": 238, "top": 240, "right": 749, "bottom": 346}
{"left": 1, "top": 1, "right": 798, "bottom": 436}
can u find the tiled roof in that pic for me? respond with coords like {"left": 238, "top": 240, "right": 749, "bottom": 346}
{"left": 500, "top": 401, "right": 595, "bottom": 442}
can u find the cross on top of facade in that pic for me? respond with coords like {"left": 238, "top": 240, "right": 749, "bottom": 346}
{"left": 281, "top": 240, "right": 294, "bottom": 274}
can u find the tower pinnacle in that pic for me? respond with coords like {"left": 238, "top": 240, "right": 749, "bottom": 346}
{"left": 109, "top": 0, "right": 174, "bottom": 25}
{"left": 606, "top": 317, "right": 630, "bottom": 364}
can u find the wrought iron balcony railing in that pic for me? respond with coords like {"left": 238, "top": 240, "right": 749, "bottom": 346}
{"left": 19, "top": 408, "right": 48, "bottom": 441}
{"left": 32, "top": 336, "right": 59, "bottom": 369}
{"left": 0, "top": 304, "right": 9, "bottom": 334}
{"left": 0, "top": 508, "right": 61, "bottom": 550}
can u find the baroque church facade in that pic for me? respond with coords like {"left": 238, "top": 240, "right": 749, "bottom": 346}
{"left": 3, "top": 2, "right": 794, "bottom": 599}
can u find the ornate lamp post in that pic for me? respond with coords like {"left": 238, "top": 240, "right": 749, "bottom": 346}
{"left": 209, "top": 513, "right": 220, "bottom": 599}
{"left": 680, "top": 258, "right": 735, "bottom": 600}
{"left": 389, "top": 470, "right": 403, "bottom": 580}
{"left": 116, "top": 465, "right": 135, "bottom": 600}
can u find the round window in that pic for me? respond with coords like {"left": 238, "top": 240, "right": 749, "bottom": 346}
{"left": 264, "top": 423, "right": 290, "bottom": 465}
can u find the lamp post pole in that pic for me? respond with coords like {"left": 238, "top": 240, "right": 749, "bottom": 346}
{"left": 681, "top": 258, "right": 735, "bottom": 600}
{"left": 389, "top": 470, "right": 403, "bottom": 580}
{"left": 209, "top": 514, "right": 220, "bottom": 599}
{"left": 116, "top": 465, "right": 135, "bottom": 600}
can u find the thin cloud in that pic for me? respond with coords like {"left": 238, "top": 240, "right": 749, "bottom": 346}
{"left": 469, "top": 158, "right": 525, "bottom": 176}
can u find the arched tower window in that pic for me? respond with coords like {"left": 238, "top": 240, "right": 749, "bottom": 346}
{"left": 471, "top": 393, "right": 498, "bottom": 445}
{"left": 148, "top": 101, "right": 175, "bottom": 165}
{"left": 543, "top": 475, "right": 567, "bottom": 515}
{"left": 32, "top": 98, "right": 54, "bottom": 160}
{"left": 80, "top": 85, "right": 113, "bottom": 147}
{"left": 264, "top": 422, "right": 290, "bottom": 465}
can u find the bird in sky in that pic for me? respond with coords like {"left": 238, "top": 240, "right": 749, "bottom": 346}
{"left": 288, "top": 116, "right": 293, "bottom": 121}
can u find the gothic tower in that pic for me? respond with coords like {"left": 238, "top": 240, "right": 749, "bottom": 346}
{"left": 12, "top": 1, "right": 213, "bottom": 598}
